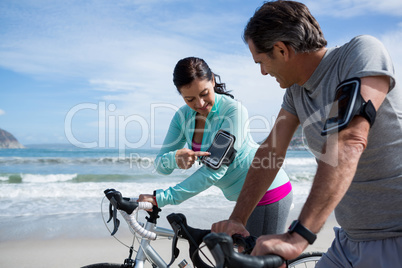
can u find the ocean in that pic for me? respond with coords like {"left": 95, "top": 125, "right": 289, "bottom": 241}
{"left": 0, "top": 144, "right": 317, "bottom": 242}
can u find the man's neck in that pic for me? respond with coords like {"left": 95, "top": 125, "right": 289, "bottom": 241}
{"left": 295, "top": 48, "right": 327, "bottom": 86}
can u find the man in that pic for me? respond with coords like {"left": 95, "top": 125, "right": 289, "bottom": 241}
{"left": 211, "top": 1, "right": 402, "bottom": 267}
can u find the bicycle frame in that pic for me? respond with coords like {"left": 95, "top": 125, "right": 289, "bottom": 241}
{"left": 133, "top": 220, "right": 175, "bottom": 268}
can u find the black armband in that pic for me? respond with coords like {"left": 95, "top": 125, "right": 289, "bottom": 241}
{"left": 321, "top": 77, "right": 376, "bottom": 136}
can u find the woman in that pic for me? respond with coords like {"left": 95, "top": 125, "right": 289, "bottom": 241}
{"left": 139, "top": 57, "right": 292, "bottom": 236}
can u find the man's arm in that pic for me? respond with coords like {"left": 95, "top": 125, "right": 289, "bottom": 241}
{"left": 211, "top": 108, "right": 300, "bottom": 235}
{"left": 299, "top": 75, "right": 390, "bottom": 232}
{"left": 251, "top": 76, "right": 390, "bottom": 258}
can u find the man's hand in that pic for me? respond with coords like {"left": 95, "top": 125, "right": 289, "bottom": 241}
{"left": 175, "top": 148, "right": 210, "bottom": 169}
{"left": 211, "top": 219, "right": 250, "bottom": 237}
{"left": 251, "top": 232, "right": 308, "bottom": 262}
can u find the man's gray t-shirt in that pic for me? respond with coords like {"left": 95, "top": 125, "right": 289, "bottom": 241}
{"left": 282, "top": 35, "right": 402, "bottom": 241}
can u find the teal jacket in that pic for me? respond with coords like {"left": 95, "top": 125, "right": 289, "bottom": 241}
{"left": 154, "top": 93, "right": 289, "bottom": 207}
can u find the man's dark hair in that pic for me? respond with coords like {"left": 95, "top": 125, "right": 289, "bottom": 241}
{"left": 243, "top": 0, "right": 327, "bottom": 56}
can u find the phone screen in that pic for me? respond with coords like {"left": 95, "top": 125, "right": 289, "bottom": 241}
{"left": 323, "top": 79, "right": 359, "bottom": 134}
{"left": 326, "top": 83, "right": 354, "bottom": 126}
{"left": 207, "top": 133, "right": 232, "bottom": 164}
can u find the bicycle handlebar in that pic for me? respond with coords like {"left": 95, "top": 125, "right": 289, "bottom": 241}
{"left": 204, "top": 233, "right": 284, "bottom": 268}
{"left": 104, "top": 189, "right": 213, "bottom": 267}
{"left": 104, "top": 189, "right": 285, "bottom": 268}
{"left": 104, "top": 188, "right": 157, "bottom": 240}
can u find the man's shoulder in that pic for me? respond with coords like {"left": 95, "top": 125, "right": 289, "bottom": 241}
{"left": 340, "top": 35, "right": 384, "bottom": 53}
{"left": 350, "top": 35, "right": 381, "bottom": 44}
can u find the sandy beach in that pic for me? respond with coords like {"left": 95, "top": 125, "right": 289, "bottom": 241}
{"left": 0, "top": 204, "right": 338, "bottom": 268}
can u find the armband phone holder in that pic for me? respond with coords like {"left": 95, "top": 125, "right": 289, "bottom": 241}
{"left": 321, "top": 77, "right": 376, "bottom": 136}
{"left": 200, "top": 130, "right": 237, "bottom": 170}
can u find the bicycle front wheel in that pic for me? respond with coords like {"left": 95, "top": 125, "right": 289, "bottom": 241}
{"left": 287, "top": 252, "right": 323, "bottom": 268}
{"left": 81, "top": 263, "right": 123, "bottom": 268}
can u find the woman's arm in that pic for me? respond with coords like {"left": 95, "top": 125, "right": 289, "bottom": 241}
{"left": 155, "top": 163, "right": 230, "bottom": 206}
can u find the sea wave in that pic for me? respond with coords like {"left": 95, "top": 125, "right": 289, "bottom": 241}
{"left": 23, "top": 173, "right": 77, "bottom": 183}
{"left": 0, "top": 172, "right": 168, "bottom": 183}
{"left": 0, "top": 156, "right": 155, "bottom": 165}
{"left": 0, "top": 179, "right": 230, "bottom": 219}
{"left": 283, "top": 157, "right": 317, "bottom": 167}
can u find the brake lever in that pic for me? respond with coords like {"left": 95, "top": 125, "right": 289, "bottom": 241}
{"left": 107, "top": 203, "right": 113, "bottom": 223}
{"left": 106, "top": 196, "right": 120, "bottom": 236}
{"left": 166, "top": 221, "right": 181, "bottom": 267}
{"left": 232, "top": 234, "right": 257, "bottom": 255}
{"left": 167, "top": 222, "right": 181, "bottom": 267}
{"left": 110, "top": 206, "right": 120, "bottom": 236}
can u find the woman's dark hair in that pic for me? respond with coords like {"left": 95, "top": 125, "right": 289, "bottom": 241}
{"left": 243, "top": 0, "right": 327, "bottom": 56}
{"left": 173, "top": 57, "right": 234, "bottom": 99}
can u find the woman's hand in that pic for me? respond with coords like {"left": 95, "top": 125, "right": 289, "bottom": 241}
{"left": 175, "top": 148, "right": 210, "bottom": 169}
{"left": 138, "top": 194, "right": 156, "bottom": 206}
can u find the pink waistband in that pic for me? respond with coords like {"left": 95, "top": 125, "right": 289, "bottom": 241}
{"left": 257, "top": 181, "right": 292, "bottom": 206}
{"left": 192, "top": 141, "right": 202, "bottom": 152}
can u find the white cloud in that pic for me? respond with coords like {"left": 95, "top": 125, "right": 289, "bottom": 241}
{"left": 0, "top": 0, "right": 245, "bottom": 81}
{"left": 0, "top": 0, "right": 242, "bottom": 110}
{"left": 304, "top": 0, "right": 402, "bottom": 17}
{"left": 89, "top": 80, "right": 146, "bottom": 92}
{"left": 0, "top": 109, "right": 5, "bottom": 116}
{"left": 379, "top": 27, "right": 402, "bottom": 85}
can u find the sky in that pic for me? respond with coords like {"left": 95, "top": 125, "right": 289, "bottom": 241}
{"left": 1, "top": 0, "right": 402, "bottom": 149}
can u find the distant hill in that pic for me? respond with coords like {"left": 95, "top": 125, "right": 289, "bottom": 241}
{"left": 0, "top": 128, "right": 24, "bottom": 149}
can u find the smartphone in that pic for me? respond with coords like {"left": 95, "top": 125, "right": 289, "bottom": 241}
{"left": 322, "top": 78, "right": 360, "bottom": 135}
{"left": 201, "top": 130, "right": 236, "bottom": 170}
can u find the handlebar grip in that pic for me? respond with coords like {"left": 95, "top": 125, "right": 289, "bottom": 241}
{"left": 203, "top": 233, "right": 284, "bottom": 268}
{"left": 119, "top": 208, "right": 157, "bottom": 240}
{"left": 137, "top": 201, "right": 153, "bottom": 210}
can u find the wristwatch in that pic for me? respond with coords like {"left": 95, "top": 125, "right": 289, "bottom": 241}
{"left": 288, "top": 220, "right": 317, "bottom": 245}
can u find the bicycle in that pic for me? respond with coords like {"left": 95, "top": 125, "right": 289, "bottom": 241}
{"left": 81, "top": 189, "right": 323, "bottom": 268}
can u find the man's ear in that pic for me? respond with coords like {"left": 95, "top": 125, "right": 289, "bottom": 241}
{"left": 273, "top": 41, "right": 290, "bottom": 59}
